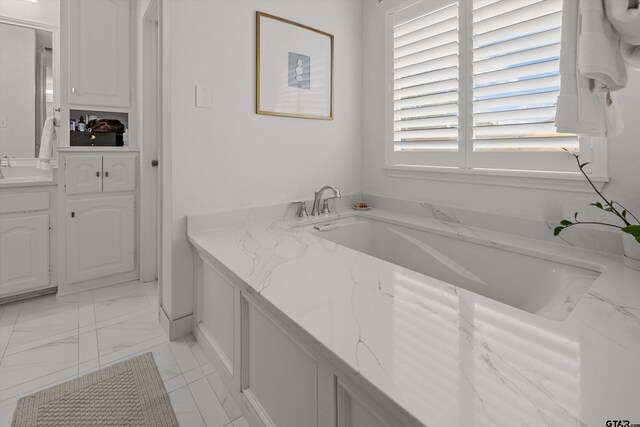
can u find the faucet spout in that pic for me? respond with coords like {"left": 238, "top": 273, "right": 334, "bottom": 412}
{"left": 0, "top": 155, "right": 9, "bottom": 179}
{"left": 311, "top": 185, "right": 341, "bottom": 216}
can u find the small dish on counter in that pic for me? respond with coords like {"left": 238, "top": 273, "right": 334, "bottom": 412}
{"left": 352, "top": 202, "right": 370, "bottom": 211}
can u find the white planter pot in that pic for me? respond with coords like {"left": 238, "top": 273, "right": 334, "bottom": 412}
{"left": 622, "top": 232, "right": 640, "bottom": 271}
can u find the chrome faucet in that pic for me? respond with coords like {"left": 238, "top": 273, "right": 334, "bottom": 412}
{"left": 311, "top": 185, "right": 341, "bottom": 216}
{"left": 0, "top": 155, "right": 11, "bottom": 179}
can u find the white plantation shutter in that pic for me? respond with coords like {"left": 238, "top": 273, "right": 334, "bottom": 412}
{"left": 471, "top": 0, "right": 577, "bottom": 154}
{"left": 387, "top": 0, "right": 594, "bottom": 174}
{"left": 392, "top": 2, "right": 461, "bottom": 165}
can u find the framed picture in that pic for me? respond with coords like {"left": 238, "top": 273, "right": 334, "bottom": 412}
{"left": 256, "top": 11, "right": 334, "bottom": 120}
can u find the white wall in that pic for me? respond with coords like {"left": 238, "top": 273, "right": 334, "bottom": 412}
{"left": 362, "top": 0, "right": 640, "bottom": 224}
{"left": 0, "top": 23, "right": 35, "bottom": 158}
{"left": 135, "top": 0, "right": 151, "bottom": 147}
{"left": 0, "top": 0, "right": 59, "bottom": 28}
{"left": 163, "top": 0, "right": 363, "bottom": 321}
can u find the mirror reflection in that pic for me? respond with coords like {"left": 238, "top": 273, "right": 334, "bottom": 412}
{"left": 0, "top": 21, "right": 54, "bottom": 158}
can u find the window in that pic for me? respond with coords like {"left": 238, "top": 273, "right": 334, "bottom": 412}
{"left": 386, "top": 0, "right": 606, "bottom": 179}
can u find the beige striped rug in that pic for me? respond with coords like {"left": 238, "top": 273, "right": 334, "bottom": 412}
{"left": 12, "top": 352, "right": 178, "bottom": 427}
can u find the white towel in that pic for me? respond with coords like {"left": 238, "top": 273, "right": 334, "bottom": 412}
{"left": 37, "top": 116, "right": 56, "bottom": 170}
{"left": 579, "top": 0, "right": 628, "bottom": 90}
{"left": 555, "top": 0, "right": 624, "bottom": 137}
{"left": 605, "top": 0, "right": 640, "bottom": 44}
{"left": 621, "top": 41, "right": 640, "bottom": 69}
{"left": 605, "top": 0, "right": 640, "bottom": 70}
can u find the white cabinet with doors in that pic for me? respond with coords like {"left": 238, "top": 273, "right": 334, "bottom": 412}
{"left": 66, "top": 195, "right": 134, "bottom": 283}
{"left": 0, "top": 185, "right": 57, "bottom": 301}
{"left": 0, "top": 215, "right": 50, "bottom": 298}
{"left": 65, "top": 154, "right": 136, "bottom": 194}
{"left": 58, "top": 148, "right": 139, "bottom": 294}
{"left": 67, "top": 0, "right": 131, "bottom": 108}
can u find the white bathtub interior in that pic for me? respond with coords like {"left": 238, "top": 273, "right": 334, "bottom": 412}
{"left": 309, "top": 217, "right": 601, "bottom": 321}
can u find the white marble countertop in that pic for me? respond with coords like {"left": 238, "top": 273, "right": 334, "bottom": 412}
{"left": 188, "top": 206, "right": 640, "bottom": 427}
{"left": 56, "top": 146, "right": 140, "bottom": 152}
{"left": 0, "top": 169, "right": 57, "bottom": 188}
{"left": 0, "top": 177, "right": 56, "bottom": 188}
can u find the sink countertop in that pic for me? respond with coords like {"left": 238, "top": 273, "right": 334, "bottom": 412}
{"left": 0, "top": 176, "right": 56, "bottom": 188}
{"left": 187, "top": 207, "right": 640, "bottom": 427}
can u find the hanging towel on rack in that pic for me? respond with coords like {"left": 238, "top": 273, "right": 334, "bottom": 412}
{"left": 605, "top": 0, "right": 640, "bottom": 70}
{"left": 37, "top": 116, "right": 56, "bottom": 170}
{"left": 556, "top": 0, "right": 625, "bottom": 137}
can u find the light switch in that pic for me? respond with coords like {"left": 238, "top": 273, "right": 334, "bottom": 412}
{"left": 0, "top": 117, "right": 7, "bottom": 128}
{"left": 195, "top": 85, "right": 211, "bottom": 108}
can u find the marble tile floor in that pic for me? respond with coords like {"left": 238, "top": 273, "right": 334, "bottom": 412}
{"left": 0, "top": 281, "right": 247, "bottom": 427}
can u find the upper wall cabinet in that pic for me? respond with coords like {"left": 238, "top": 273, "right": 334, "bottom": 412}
{"left": 68, "top": 0, "right": 130, "bottom": 108}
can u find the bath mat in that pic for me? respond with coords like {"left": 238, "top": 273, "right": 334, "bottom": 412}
{"left": 12, "top": 352, "right": 178, "bottom": 427}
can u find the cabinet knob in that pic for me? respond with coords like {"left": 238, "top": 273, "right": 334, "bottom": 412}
{"left": 105, "top": 171, "right": 109, "bottom": 178}
{"left": 96, "top": 171, "right": 100, "bottom": 177}
{"left": 151, "top": 160, "right": 159, "bottom": 167}
{"left": 71, "top": 212, "right": 75, "bottom": 218}
{"left": 71, "top": 87, "right": 76, "bottom": 94}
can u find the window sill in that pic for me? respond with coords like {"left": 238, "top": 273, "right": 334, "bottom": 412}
{"left": 384, "top": 165, "right": 608, "bottom": 193}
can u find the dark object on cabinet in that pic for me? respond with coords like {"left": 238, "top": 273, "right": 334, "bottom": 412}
{"left": 70, "top": 131, "right": 123, "bottom": 147}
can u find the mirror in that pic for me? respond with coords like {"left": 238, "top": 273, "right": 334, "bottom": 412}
{"left": 0, "top": 21, "right": 54, "bottom": 158}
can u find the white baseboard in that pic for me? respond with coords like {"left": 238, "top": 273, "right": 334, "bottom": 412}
{"left": 159, "top": 306, "right": 193, "bottom": 340}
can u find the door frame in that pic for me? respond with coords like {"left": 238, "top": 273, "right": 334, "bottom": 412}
{"left": 140, "top": 0, "right": 161, "bottom": 283}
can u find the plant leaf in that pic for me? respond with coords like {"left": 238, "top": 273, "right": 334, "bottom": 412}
{"left": 623, "top": 225, "right": 640, "bottom": 244}
{"left": 574, "top": 212, "right": 579, "bottom": 220}
{"left": 622, "top": 225, "right": 640, "bottom": 238}
{"left": 579, "top": 162, "right": 591, "bottom": 169}
{"left": 554, "top": 226, "right": 564, "bottom": 236}
{"left": 622, "top": 210, "right": 627, "bottom": 218}
{"left": 590, "top": 202, "right": 603, "bottom": 209}
{"left": 560, "top": 220, "right": 572, "bottom": 226}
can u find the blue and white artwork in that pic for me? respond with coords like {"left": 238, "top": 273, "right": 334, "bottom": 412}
{"left": 288, "top": 52, "right": 310, "bottom": 89}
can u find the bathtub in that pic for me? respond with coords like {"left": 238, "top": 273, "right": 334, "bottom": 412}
{"left": 308, "top": 216, "right": 601, "bottom": 321}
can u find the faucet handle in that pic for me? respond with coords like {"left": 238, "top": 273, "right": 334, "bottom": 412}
{"left": 321, "top": 198, "right": 332, "bottom": 215}
{"left": 292, "top": 201, "right": 308, "bottom": 218}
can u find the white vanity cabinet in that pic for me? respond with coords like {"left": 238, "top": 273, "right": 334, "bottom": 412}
{"left": 58, "top": 148, "right": 139, "bottom": 294}
{"left": 0, "top": 215, "right": 49, "bottom": 297}
{"left": 0, "top": 185, "right": 58, "bottom": 300}
{"left": 67, "top": 0, "right": 131, "bottom": 108}
{"left": 66, "top": 195, "right": 134, "bottom": 283}
{"left": 194, "top": 255, "right": 403, "bottom": 427}
{"left": 65, "top": 154, "right": 136, "bottom": 194}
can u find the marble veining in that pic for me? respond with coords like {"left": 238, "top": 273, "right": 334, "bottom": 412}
{"left": 366, "top": 194, "right": 624, "bottom": 256}
{"left": 188, "top": 205, "right": 640, "bottom": 427}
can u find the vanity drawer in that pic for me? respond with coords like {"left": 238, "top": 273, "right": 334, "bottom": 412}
{"left": 0, "top": 192, "right": 50, "bottom": 214}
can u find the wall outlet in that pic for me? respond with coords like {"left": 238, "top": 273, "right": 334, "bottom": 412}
{"left": 0, "top": 117, "right": 7, "bottom": 128}
{"left": 195, "top": 85, "right": 211, "bottom": 108}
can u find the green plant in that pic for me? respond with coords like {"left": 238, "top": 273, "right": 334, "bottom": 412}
{"left": 554, "top": 151, "right": 640, "bottom": 244}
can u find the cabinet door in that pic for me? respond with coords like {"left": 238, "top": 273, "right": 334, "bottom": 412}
{"left": 66, "top": 155, "right": 103, "bottom": 194}
{"left": 337, "top": 382, "right": 391, "bottom": 427}
{"left": 243, "top": 299, "right": 318, "bottom": 427}
{"left": 200, "top": 259, "right": 235, "bottom": 376}
{"left": 68, "top": 0, "right": 130, "bottom": 107}
{"left": 0, "top": 215, "right": 49, "bottom": 297}
{"left": 66, "top": 195, "right": 134, "bottom": 283}
{"left": 103, "top": 154, "right": 136, "bottom": 193}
